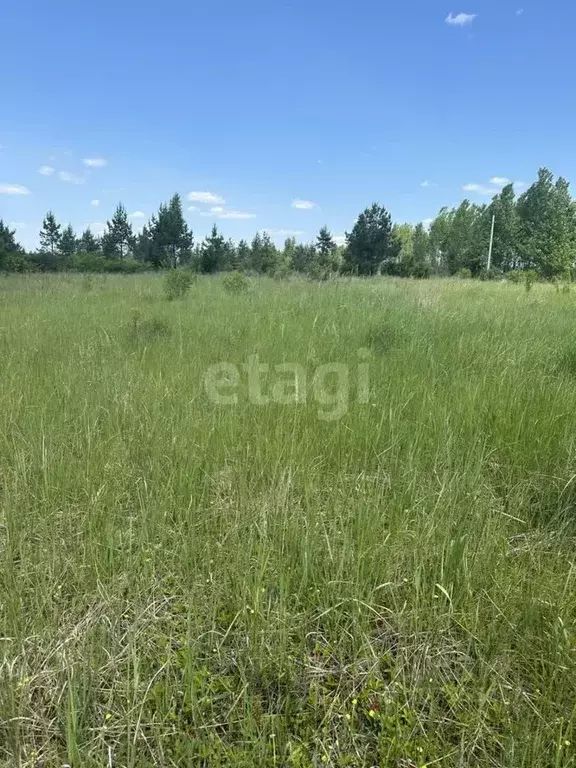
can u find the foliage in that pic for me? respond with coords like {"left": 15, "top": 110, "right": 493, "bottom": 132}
{"left": 199, "top": 224, "right": 229, "bottom": 273}
{"left": 59, "top": 224, "right": 77, "bottom": 261}
{"left": 222, "top": 270, "right": 249, "bottom": 294}
{"left": 148, "top": 194, "right": 193, "bottom": 268}
{"left": 344, "top": 203, "right": 400, "bottom": 275}
{"left": 163, "top": 267, "right": 195, "bottom": 299}
{"left": 0, "top": 220, "right": 26, "bottom": 271}
{"left": 102, "top": 203, "right": 135, "bottom": 259}
{"left": 39, "top": 211, "right": 61, "bottom": 256}
{"left": 3, "top": 166, "right": 576, "bottom": 281}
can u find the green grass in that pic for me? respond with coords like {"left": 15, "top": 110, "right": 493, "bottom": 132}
{"left": 1, "top": 273, "right": 576, "bottom": 767}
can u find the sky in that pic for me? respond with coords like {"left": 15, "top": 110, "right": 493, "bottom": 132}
{"left": 1, "top": 0, "right": 575, "bottom": 250}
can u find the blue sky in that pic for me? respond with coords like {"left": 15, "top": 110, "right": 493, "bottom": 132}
{"left": 1, "top": 0, "right": 574, "bottom": 249}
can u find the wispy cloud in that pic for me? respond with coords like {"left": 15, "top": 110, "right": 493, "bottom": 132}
{"left": 87, "top": 221, "right": 106, "bottom": 234}
{"left": 514, "top": 180, "right": 527, "bottom": 189}
{"left": 291, "top": 199, "right": 317, "bottom": 210}
{"left": 334, "top": 235, "right": 347, "bottom": 247}
{"left": 38, "top": 165, "right": 55, "bottom": 176}
{"left": 420, "top": 180, "right": 438, "bottom": 188}
{"left": 91, "top": 199, "right": 100, "bottom": 207}
{"left": 516, "top": 8, "right": 524, "bottom": 15}
{"left": 490, "top": 176, "right": 510, "bottom": 186}
{"left": 130, "top": 211, "right": 145, "bottom": 219}
{"left": 188, "top": 191, "right": 225, "bottom": 205}
{"left": 83, "top": 157, "right": 108, "bottom": 168}
{"left": 265, "top": 228, "right": 305, "bottom": 236}
{"left": 8, "top": 221, "right": 27, "bottom": 230}
{"left": 218, "top": 209, "right": 256, "bottom": 220}
{"left": 422, "top": 218, "right": 434, "bottom": 227}
{"left": 0, "top": 183, "right": 30, "bottom": 195}
{"left": 210, "top": 206, "right": 225, "bottom": 214}
{"left": 59, "top": 171, "right": 86, "bottom": 185}
{"left": 463, "top": 182, "right": 498, "bottom": 196}
{"left": 188, "top": 205, "right": 199, "bottom": 212}
{"left": 446, "top": 12, "right": 476, "bottom": 26}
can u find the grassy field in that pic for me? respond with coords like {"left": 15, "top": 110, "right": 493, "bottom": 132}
{"left": 1, "top": 273, "right": 576, "bottom": 767}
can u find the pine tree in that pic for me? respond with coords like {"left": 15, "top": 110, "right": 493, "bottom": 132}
{"left": 39, "top": 211, "right": 61, "bottom": 256}
{"left": 250, "top": 231, "right": 277, "bottom": 274}
{"left": 78, "top": 228, "right": 101, "bottom": 254}
{"left": 102, "top": 203, "right": 134, "bottom": 259}
{"left": 0, "top": 220, "right": 25, "bottom": 271}
{"left": 344, "top": 203, "right": 400, "bottom": 275}
{"left": 292, "top": 243, "right": 316, "bottom": 274}
{"left": 149, "top": 194, "right": 193, "bottom": 268}
{"left": 315, "top": 227, "right": 337, "bottom": 277}
{"left": 199, "top": 224, "right": 227, "bottom": 273}
{"left": 134, "top": 225, "right": 153, "bottom": 263}
{"left": 236, "top": 239, "right": 251, "bottom": 271}
{"left": 59, "top": 224, "right": 77, "bottom": 260}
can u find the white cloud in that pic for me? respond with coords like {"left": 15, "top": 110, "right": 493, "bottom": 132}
{"left": 516, "top": 8, "right": 524, "bottom": 15}
{"left": 0, "top": 184, "right": 30, "bottom": 195}
{"left": 514, "top": 180, "right": 527, "bottom": 189}
{"left": 59, "top": 171, "right": 86, "bottom": 185}
{"left": 217, "top": 209, "right": 256, "bottom": 219}
{"left": 38, "top": 165, "right": 55, "bottom": 176}
{"left": 265, "top": 228, "right": 305, "bottom": 236}
{"left": 187, "top": 191, "right": 225, "bottom": 205}
{"left": 87, "top": 221, "right": 106, "bottom": 234}
{"left": 445, "top": 12, "right": 477, "bottom": 26}
{"left": 291, "top": 199, "right": 317, "bottom": 210}
{"left": 334, "top": 235, "right": 347, "bottom": 247}
{"left": 83, "top": 157, "right": 108, "bottom": 168}
{"left": 91, "top": 199, "right": 100, "bottom": 207}
{"left": 188, "top": 205, "right": 199, "bottom": 212}
{"left": 463, "top": 182, "right": 498, "bottom": 196}
{"left": 422, "top": 218, "right": 434, "bottom": 227}
{"left": 200, "top": 208, "right": 256, "bottom": 220}
{"left": 210, "top": 206, "right": 224, "bottom": 213}
{"left": 490, "top": 176, "right": 510, "bottom": 186}
{"left": 8, "top": 221, "right": 27, "bottom": 230}
{"left": 130, "top": 211, "right": 145, "bottom": 218}
{"left": 420, "top": 180, "right": 432, "bottom": 188}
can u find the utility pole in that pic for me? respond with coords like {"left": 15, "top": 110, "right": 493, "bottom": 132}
{"left": 487, "top": 214, "right": 495, "bottom": 272}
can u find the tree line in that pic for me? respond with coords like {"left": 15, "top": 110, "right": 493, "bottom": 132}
{"left": 1, "top": 167, "right": 575, "bottom": 279}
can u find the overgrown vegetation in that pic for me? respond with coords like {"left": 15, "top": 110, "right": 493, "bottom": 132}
{"left": 2, "top": 273, "right": 576, "bottom": 766}
{"left": 2, "top": 167, "right": 576, "bottom": 280}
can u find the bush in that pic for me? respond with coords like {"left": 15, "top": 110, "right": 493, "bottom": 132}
{"left": 222, "top": 271, "right": 249, "bottom": 294}
{"left": 163, "top": 268, "right": 195, "bottom": 300}
{"left": 455, "top": 268, "right": 472, "bottom": 279}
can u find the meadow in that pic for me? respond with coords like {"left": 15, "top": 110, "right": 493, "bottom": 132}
{"left": 1, "top": 273, "right": 576, "bottom": 767}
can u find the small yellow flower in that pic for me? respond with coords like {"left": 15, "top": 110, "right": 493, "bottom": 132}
{"left": 352, "top": 698, "right": 358, "bottom": 706}
{"left": 368, "top": 709, "right": 377, "bottom": 718}
{"left": 105, "top": 712, "right": 112, "bottom": 721}
{"left": 565, "top": 740, "right": 571, "bottom": 747}
{"left": 345, "top": 713, "right": 351, "bottom": 721}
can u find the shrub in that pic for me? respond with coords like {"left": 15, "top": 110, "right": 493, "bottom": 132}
{"left": 222, "top": 271, "right": 249, "bottom": 294}
{"left": 524, "top": 269, "right": 539, "bottom": 292}
{"left": 455, "top": 268, "right": 472, "bottom": 279}
{"left": 164, "top": 268, "right": 195, "bottom": 300}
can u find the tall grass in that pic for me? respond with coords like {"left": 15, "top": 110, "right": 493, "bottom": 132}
{"left": 1, "top": 274, "right": 576, "bottom": 766}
